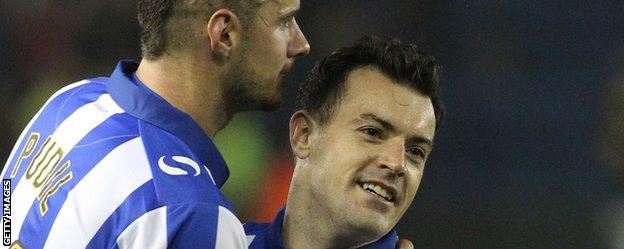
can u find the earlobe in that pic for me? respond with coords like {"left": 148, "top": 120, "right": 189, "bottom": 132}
{"left": 289, "top": 110, "right": 316, "bottom": 159}
{"left": 207, "top": 9, "right": 239, "bottom": 59}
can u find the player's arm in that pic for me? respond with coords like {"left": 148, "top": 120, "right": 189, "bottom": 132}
{"left": 115, "top": 202, "right": 247, "bottom": 248}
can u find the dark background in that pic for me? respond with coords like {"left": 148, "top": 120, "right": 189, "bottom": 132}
{"left": 2, "top": 1, "right": 623, "bottom": 248}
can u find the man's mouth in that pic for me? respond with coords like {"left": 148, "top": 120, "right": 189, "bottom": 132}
{"left": 281, "top": 61, "right": 294, "bottom": 75}
{"left": 358, "top": 182, "right": 395, "bottom": 202}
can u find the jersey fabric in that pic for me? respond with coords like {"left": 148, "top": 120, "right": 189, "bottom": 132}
{"left": 1, "top": 61, "right": 247, "bottom": 248}
{"left": 244, "top": 207, "right": 399, "bottom": 248}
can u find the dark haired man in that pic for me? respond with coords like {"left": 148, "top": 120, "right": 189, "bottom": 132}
{"left": 2, "top": 0, "right": 308, "bottom": 248}
{"left": 245, "top": 36, "right": 443, "bottom": 248}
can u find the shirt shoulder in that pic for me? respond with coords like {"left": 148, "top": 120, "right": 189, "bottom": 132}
{"left": 135, "top": 122, "right": 229, "bottom": 206}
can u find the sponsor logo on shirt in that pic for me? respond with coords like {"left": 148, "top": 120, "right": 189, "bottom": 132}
{"left": 158, "top": 156, "right": 201, "bottom": 176}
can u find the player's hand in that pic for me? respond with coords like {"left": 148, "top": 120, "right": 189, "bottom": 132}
{"left": 396, "top": 238, "right": 414, "bottom": 249}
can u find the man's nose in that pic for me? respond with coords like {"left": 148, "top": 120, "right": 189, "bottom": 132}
{"left": 288, "top": 20, "right": 310, "bottom": 58}
{"left": 377, "top": 139, "right": 406, "bottom": 177}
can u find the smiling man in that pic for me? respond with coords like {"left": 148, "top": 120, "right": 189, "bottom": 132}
{"left": 245, "top": 36, "right": 444, "bottom": 248}
{"left": 2, "top": 0, "right": 308, "bottom": 248}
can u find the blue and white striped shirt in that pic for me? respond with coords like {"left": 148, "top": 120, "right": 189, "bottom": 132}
{"left": 2, "top": 61, "right": 246, "bottom": 248}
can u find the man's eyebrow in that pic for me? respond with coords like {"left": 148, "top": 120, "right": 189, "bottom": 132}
{"left": 264, "top": 0, "right": 300, "bottom": 20}
{"left": 407, "top": 136, "right": 434, "bottom": 149}
{"left": 280, "top": 7, "right": 299, "bottom": 19}
{"left": 356, "top": 113, "right": 396, "bottom": 132}
{"left": 355, "top": 113, "right": 434, "bottom": 148}
{"left": 273, "top": 0, "right": 299, "bottom": 17}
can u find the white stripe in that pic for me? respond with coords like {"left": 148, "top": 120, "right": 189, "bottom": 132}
{"left": 53, "top": 94, "right": 124, "bottom": 150}
{"left": 246, "top": 235, "right": 256, "bottom": 246}
{"left": 116, "top": 206, "right": 167, "bottom": 249}
{"left": 2, "top": 80, "right": 90, "bottom": 178}
{"left": 203, "top": 165, "right": 216, "bottom": 186}
{"left": 44, "top": 137, "right": 152, "bottom": 249}
{"left": 11, "top": 93, "right": 124, "bottom": 241}
{"left": 215, "top": 206, "right": 247, "bottom": 249}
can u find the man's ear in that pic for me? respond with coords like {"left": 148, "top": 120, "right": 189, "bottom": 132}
{"left": 207, "top": 9, "right": 240, "bottom": 59}
{"left": 289, "top": 110, "right": 318, "bottom": 159}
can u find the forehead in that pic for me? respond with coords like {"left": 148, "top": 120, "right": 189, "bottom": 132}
{"left": 258, "top": 0, "right": 300, "bottom": 14}
{"left": 334, "top": 66, "right": 436, "bottom": 136}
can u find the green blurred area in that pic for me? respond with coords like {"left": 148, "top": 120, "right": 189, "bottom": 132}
{"left": 213, "top": 114, "right": 272, "bottom": 219}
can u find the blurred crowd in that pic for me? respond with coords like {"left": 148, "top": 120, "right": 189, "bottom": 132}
{"left": 2, "top": 1, "right": 623, "bottom": 248}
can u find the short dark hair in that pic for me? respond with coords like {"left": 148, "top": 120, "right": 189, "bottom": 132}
{"left": 297, "top": 35, "right": 445, "bottom": 128}
{"left": 137, "top": 0, "right": 261, "bottom": 60}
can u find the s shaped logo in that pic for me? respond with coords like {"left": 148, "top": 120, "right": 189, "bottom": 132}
{"left": 158, "top": 156, "right": 201, "bottom": 176}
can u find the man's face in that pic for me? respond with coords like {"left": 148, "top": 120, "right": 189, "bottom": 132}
{"left": 304, "top": 66, "right": 437, "bottom": 238}
{"left": 224, "top": 0, "right": 310, "bottom": 111}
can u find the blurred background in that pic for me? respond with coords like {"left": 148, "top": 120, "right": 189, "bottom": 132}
{"left": 1, "top": 0, "right": 623, "bottom": 248}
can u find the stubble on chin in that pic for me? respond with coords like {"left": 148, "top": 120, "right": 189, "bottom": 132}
{"left": 221, "top": 58, "right": 282, "bottom": 113}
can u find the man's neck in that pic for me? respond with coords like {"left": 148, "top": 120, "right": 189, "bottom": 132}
{"left": 282, "top": 195, "right": 370, "bottom": 249}
{"left": 135, "top": 56, "right": 231, "bottom": 138}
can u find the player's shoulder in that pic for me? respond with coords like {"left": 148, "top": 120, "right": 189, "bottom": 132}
{"left": 46, "top": 77, "right": 109, "bottom": 105}
{"left": 33, "top": 76, "right": 135, "bottom": 135}
{"left": 129, "top": 125, "right": 229, "bottom": 206}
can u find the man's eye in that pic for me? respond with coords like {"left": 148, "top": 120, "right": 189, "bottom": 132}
{"left": 406, "top": 147, "right": 426, "bottom": 159}
{"left": 282, "top": 19, "right": 292, "bottom": 28}
{"left": 361, "top": 127, "right": 382, "bottom": 139}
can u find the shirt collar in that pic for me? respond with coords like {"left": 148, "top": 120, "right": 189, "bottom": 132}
{"left": 106, "top": 60, "right": 230, "bottom": 187}
{"left": 265, "top": 207, "right": 287, "bottom": 249}
{"left": 267, "top": 206, "right": 399, "bottom": 248}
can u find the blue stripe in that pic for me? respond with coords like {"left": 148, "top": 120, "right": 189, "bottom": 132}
{"left": 166, "top": 203, "right": 219, "bottom": 248}
{"left": 4, "top": 81, "right": 107, "bottom": 192}
{"left": 17, "top": 114, "right": 138, "bottom": 248}
{"left": 87, "top": 180, "right": 158, "bottom": 248}
{"left": 53, "top": 80, "right": 108, "bottom": 128}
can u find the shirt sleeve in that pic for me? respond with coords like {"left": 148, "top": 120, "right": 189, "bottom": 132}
{"left": 115, "top": 203, "right": 247, "bottom": 248}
